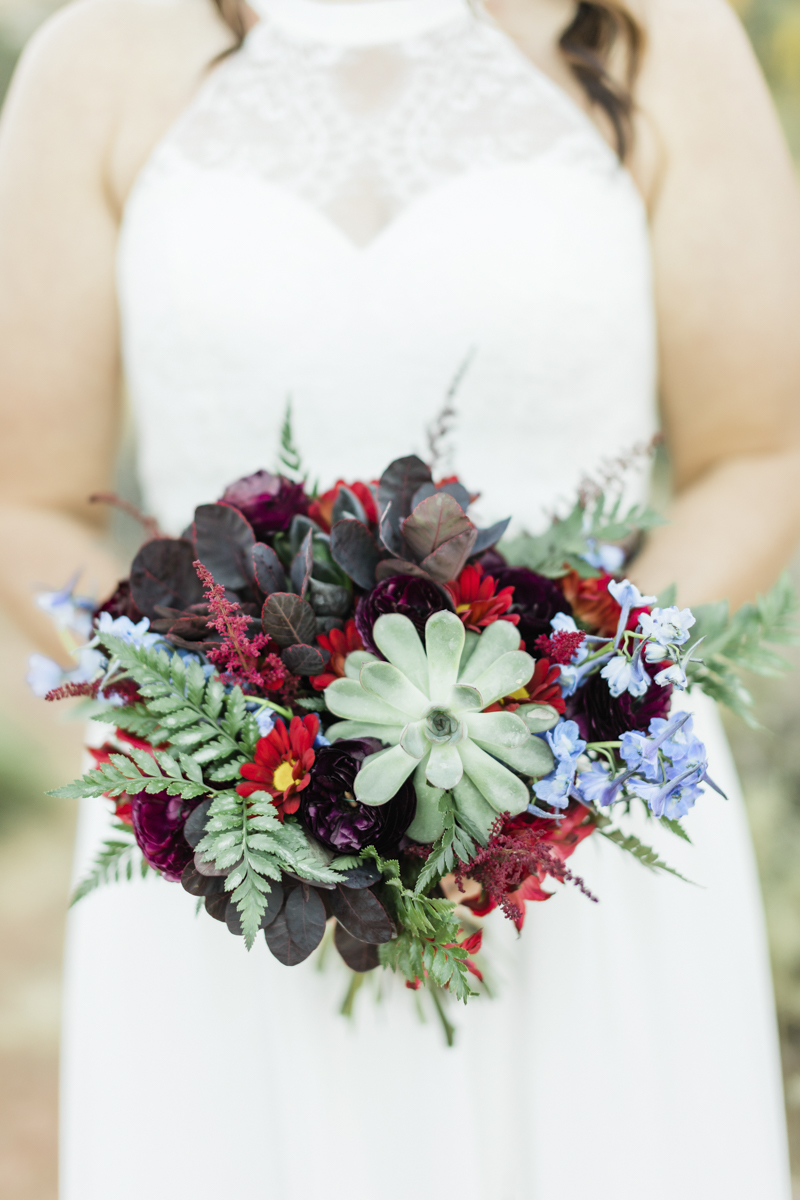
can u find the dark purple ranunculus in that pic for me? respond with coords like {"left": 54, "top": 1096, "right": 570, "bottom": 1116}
{"left": 131, "top": 791, "right": 196, "bottom": 882}
{"left": 491, "top": 567, "right": 572, "bottom": 647}
{"left": 566, "top": 662, "right": 672, "bottom": 743}
{"left": 355, "top": 575, "right": 450, "bottom": 655}
{"left": 299, "top": 739, "right": 416, "bottom": 854}
{"left": 221, "top": 470, "right": 309, "bottom": 538}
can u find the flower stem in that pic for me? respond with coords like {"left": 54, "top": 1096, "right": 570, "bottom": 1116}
{"left": 340, "top": 970, "right": 365, "bottom": 1018}
{"left": 430, "top": 986, "right": 456, "bottom": 1048}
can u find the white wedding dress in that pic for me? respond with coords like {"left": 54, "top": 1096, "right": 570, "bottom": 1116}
{"left": 61, "top": 1, "right": 791, "bottom": 1196}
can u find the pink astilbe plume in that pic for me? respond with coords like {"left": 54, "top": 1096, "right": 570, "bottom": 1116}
{"left": 534, "top": 629, "right": 587, "bottom": 665}
{"left": 194, "top": 561, "right": 287, "bottom": 694}
{"left": 45, "top": 680, "right": 101, "bottom": 702}
{"left": 456, "top": 810, "right": 597, "bottom": 930}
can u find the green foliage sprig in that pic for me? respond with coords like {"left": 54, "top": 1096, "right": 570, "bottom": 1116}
{"left": 363, "top": 848, "right": 475, "bottom": 1003}
{"left": 277, "top": 397, "right": 305, "bottom": 482}
{"left": 70, "top": 821, "right": 150, "bottom": 906}
{"left": 51, "top": 635, "right": 260, "bottom": 802}
{"left": 594, "top": 815, "right": 694, "bottom": 884}
{"left": 414, "top": 793, "right": 486, "bottom": 895}
{"left": 197, "top": 790, "right": 348, "bottom": 949}
{"left": 501, "top": 493, "right": 663, "bottom": 579}
{"left": 686, "top": 573, "right": 799, "bottom": 726}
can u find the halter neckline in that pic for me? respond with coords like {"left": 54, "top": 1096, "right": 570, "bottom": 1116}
{"left": 249, "top": 0, "right": 469, "bottom": 46}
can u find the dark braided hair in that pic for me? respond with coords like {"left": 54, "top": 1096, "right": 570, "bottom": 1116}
{"left": 211, "top": 0, "right": 643, "bottom": 160}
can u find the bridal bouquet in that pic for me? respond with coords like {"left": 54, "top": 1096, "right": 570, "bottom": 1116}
{"left": 33, "top": 429, "right": 797, "bottom": 1010}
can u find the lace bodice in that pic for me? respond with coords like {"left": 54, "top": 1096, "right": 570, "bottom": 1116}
{"left": 118, "top": 0, "right": 657, "bottom": 535}
{"left": 163, "top": 0, "right": 609, "bottom": 245}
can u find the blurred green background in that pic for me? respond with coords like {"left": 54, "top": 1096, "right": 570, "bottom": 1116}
{"left": 0, "top": 0, "right": 799, "bottom": 1196}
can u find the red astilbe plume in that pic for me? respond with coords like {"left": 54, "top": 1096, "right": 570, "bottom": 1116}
{"left": 45, "top": 680, "right": 101, "bottom": 702}
{"left": 193, "top": 561, "right": 287, "bottom": 694}
{"left": 446, "top": 563, "right": 519, "bottom": 633}
{"left": 456, "top": 806, "right": 597, "bottom": 931}
{"left": 237, "top": 714, "right": 319, "bottom": 819}
{"left": 311, "top": 620, "right": 364, "bottom": 691}
{"left": 534, "top": 629, "right": 586, "bottom": 665}
{"left": 483, "top": 657, "right": 565, "bottom": 716}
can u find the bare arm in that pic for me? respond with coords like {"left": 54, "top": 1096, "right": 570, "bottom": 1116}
{"left": 0, "top": 0, "right": 231, "bottom": 661}
{"left": 629, "top": 0, "right": 800, "bottom": 606}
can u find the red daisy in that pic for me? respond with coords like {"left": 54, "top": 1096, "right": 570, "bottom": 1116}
{"left": 237, "top": 714, "right": 319, "bottom": 818}
{"left": 483, "top": 656, "right": 565, "bottom": 716}
{"left": 310, "top": 620, "right": 364, "bottom": 691}
{"left": 446, "top": 563, "right": 519, "bottom": 633}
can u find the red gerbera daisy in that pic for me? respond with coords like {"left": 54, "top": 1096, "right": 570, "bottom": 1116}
{"left": 237, "top": 714, "right": 319, "bottom": 818}
{"left": 310, "top": 620, "right": 364, "bottom": 691}
{"left": 482, "top": 656, "right": 565, "bottom": 716}
{"left": 446, "top": 563, "right": 520, "bottom": 633}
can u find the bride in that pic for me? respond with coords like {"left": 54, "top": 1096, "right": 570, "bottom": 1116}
{"left": 0, "top": 0, "right": 798, "bottom": 1195}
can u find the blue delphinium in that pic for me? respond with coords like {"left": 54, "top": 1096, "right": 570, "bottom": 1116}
{"left": 531, "top": 720, "right": 587, "bottom": 814}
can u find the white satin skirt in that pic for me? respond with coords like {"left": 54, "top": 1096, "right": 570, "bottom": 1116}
{"left": 60, "top": 692, "right": 791, "bottom": 1200}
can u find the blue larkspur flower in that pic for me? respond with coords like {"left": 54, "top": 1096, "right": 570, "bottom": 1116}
{"left": 654, "top": 662, "right": 688, "bottom": 689}
{"left": 638, "top": 606, "right": 696, "bottom": 648}
{"left": 608, "top": 578, "right": 657, "bottom": 647}
{"left": 94, "top": 612, "right": 161, "bottom": 650}
{"left": 600, "top": 651, "right": 650, "bottom": 698}
{"left": 629, "top": 767, "right": 705, "bottom": 820}
{"left": 573, "top": 760, "right": 615, "bottom": 805}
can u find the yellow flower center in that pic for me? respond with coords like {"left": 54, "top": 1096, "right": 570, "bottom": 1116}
{"left": 272, "top": 759, "right": 296, "bottom": 793}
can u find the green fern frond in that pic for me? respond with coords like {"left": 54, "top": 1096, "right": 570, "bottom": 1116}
{"left": 276, "top": 397, "right": 304, "bottom": 481}
{"left": 70, "top": 827, "right": 150, "bottom": 906}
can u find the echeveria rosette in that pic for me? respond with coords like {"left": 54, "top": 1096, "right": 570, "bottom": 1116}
{"left": 324, "top": 610, "right": 555, "bottom": 842}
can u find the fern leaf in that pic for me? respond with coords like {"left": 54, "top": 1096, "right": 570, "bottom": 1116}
{"left": 598, "top": 827, "right": 695, "bottom": 884}
{"left": 70, "top": 830, "right": 150, "bottom": 906}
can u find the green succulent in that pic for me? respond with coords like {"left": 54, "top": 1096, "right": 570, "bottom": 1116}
{"left": 324, "top": 611, "right": 555, "bottom": 842}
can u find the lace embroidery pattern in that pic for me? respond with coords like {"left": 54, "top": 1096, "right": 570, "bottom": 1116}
{"left": 150, "top": 15, "right": 615, "bottom": 244}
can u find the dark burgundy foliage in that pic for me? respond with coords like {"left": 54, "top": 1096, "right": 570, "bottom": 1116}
{"left": 300, "top": 739, "right": 416, "bottom": 853}
{"left": 252, "top": 542, "right": 287, "bottom": 594}
{"left": 95, "top": 579, "right": 143, "bottom": 624}
{"left": 491, "top": 566, "right": 572, "bottom": 646}
{"left": 334, "top": 923, "right": 380, "bottom": 972}
{"left": 221, "top": 470, "right": 309, "bottom": 539}
{"left": 130, "top": 538, "right": 204, "bottom": 619}
{"left": 131, "top": 791, "right": 197, "bottom": 882}
{"left": 329, "top": 519, "right": 383, "bottom": 590}
{"left": 355, "top": 575, "right": 450, "bottom": 655}
{"left": 327, "top": 883, "right": 396, "bottom": 944}
{"left": 193, "top": 503, "right": 256, "bottom": 591}
{"left": 264, "top": 886, "right": 328, "bottom": 965}
{"left": 567, "top": 661, "right": 672, "bottom": 742}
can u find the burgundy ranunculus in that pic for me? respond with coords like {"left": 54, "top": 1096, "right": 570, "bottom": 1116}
{"left": 299, "top": 739, "right": 416, "bottom": 854}
{"left": 491, "top": 567, "right": 572, "bottom": 647}
{"left": 355, "top": 575, "right": 450, "bottom": 655}
{"left": 130, "top": 791, "right": 197, "bottom": 882}
{"left": 566, "top": 662, "right": 672, "bottom": 742}
{"left": 221, "top": 470, "right": 309, "bottom": 538}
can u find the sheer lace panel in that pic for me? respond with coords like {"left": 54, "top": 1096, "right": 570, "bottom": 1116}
{"left": 153, "top": 15, "right": 613, "bottom": 246}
